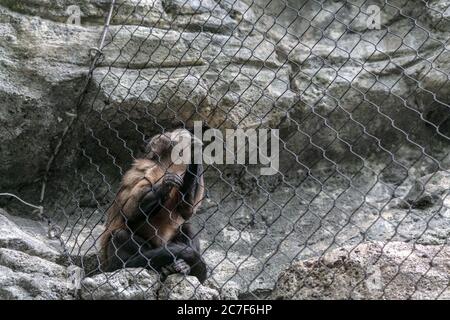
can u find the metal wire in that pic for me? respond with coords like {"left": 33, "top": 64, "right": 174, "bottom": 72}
{"left": 0, "top": 193, "right": 43, "bottom": 214}
{"left": 27, "top": 0, "right": 450, "bottom": 299}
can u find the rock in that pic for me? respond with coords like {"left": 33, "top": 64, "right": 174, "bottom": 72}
{"left": 162, "top": 0, "right": 236, "bottom": 33}
{"left": 219, "top": 282, "right": 240, "bottom": 300}
{"left": 204, "top": 279, "right": 240, "bottom": 300}
{"left": 0, "top": 0, "right": 108, "bottom": 23}
{"left": 80, "top": 268, "right": 160, "bottom": 300}
{"left": 0, "top": 247, "right": 75, "bottom": 300}
{"left": 163, "top": 0, "right": 222, "bottom": 15}
{"left": 0, "top": 248, "right": 66, "bottom": 277}
{"left": 0, "top": 264, "right": 74, "bottom": 300}
{"left": 0, "top": 3, "right": 96, "bottom": 194}
{"left": 271, "top": 242, "right": 450, "bottom": 300}
{"left": 404, "top": 171, "right": 450, "bottom": 209}
{"left": 0, "top": 212, "right": 60, "bottom": 262}
{"left": 159, "top": 274, "right": 219, "bottom": 300}
{"left": 1, "top": 0, "right": 237, "bottom": 32}
{"left": 0, "top": 211, "right": 75, "bottom": 299}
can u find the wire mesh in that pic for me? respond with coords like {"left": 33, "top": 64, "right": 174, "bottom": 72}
{"left": 38, "top": 0, "right": 450, "bottom": 299}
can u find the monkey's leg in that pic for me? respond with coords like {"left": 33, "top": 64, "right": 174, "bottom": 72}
{"left": 125, "top": 242, "right": 200, "bottom": 275}
{"left": 107, "top": 229, "right": 207, "bottom": 283}
{"left": 125, "top": 238, "right": 207, "bottom": 283}
{"left": 105, "top": 229, "right": 193, "bottom": 274}
{"left": 103, "top": 229, "right": 151, "bottom": 272}
{"left": 171, "top": 223, "right": 208, "bottom": 283}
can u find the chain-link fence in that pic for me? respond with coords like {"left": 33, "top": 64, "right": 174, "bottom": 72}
{"left": 25, "top": 0, "right": 450, "bottom": 299}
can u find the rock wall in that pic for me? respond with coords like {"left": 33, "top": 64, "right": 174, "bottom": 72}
{"left": 1, "top": 0, "right": 449, "bottom": 199}
{"left": 1, "top": 0, "right": 450, "bottom": 299}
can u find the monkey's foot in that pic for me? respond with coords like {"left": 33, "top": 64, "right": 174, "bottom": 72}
{"left": 173, "top": 259, "right": 191, "bottom": 274}
{"left": 161, "top": 259, "right": 191, "bottom": 277}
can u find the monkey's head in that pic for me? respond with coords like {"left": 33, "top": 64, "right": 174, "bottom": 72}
{"left": 145, "top": 129, "right": 202, "bottom": 166}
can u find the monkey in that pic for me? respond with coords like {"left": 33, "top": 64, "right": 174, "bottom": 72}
{"left": 99, "top": 129, "right": 207, "bottom": 283}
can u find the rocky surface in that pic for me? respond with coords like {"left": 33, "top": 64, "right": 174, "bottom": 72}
{"left": 0, "top": 210, "right": 238, "bottom": 300}
{"left": 5, "top": 0, "right": 448, "bottom": 201}
{"left": 159, "top": 274, "right": 220, "bottom": 300}
{"left": 0, "top": 248, "right": 74, "bottom": 299}
{"left": 0, "top": 210, "right": 61, "bottom": 262}
{"left": 404, "top": 171, "right": 450, "bottom": 209}
{"left": 80, "top": 268, "right": 160, "bottom": 300}
{"left": 0, "top": 0, "right": 450, "bottom": 299}
{"left": 0, "top": 211, "right": 76, "bottom": 299}
{"left": 3, "top": 202, "right": 449, "bottom": 300}
{"left": 271, "top": 241, "right": 450, "bottom": 300}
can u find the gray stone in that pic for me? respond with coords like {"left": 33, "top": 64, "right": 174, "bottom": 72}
{"left": 204, "top": 279, "right": 240, "bottom": 300}
{"left": 0, "top": 211, "right": 75, "bottom": 299}
{"left": 404, "top": 171, "right": 450, "bottom": 209}
{"left": 159, "top": 274, "right": 219, "bottom": 300}
{"left": 0, "top": 212, "right": 60, "bottom": 262}
{"left": 0, "top": 248, "right": 66, "bottom": 277}
{"left": 0, "top": 263, "right": 75, "bottom": 300}
{"left": 80, "top": 268, "right": 160, "bottom": 300}
{"left": 162, "top": 0, "right": 236, "bottom": 33}
{"left": 271, "top": 241, "right": 450, "bottom": 300}
{"left": 0, "top": 4, "right": 97, "bottom": 193}
{"left": 0, "top": 213, "right": 76, "bottom": 300}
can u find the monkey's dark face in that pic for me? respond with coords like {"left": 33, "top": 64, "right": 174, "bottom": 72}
{"left": 145, "top": 129, "right": 202, "bottom": 169}
{"left": 146, "top": 133, "right": 173, "bottom": 160}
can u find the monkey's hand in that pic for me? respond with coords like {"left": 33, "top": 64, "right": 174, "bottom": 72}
{"left": 139, "top": 173, "right": 183, "bottom": 216}
{"left": 163, "top": 173, "right": 183, "bottom": 190}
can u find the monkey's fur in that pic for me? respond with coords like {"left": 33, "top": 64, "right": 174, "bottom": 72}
{"left": 99, "top": 129, "right": 207, "bottom": 282}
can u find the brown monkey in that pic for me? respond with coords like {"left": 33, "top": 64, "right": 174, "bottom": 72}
{"left": 99, "top": 129, "right": 207, "bottom": 282}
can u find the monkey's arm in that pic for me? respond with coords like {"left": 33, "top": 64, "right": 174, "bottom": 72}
{"left": 177, "top": 163, "right": 205, "bottom": 220}
{"left": 138, "top": 184, "right": 170, "bottom": 217}
{"left": 127, "top": 173, "right": 183, "bottom": 223}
